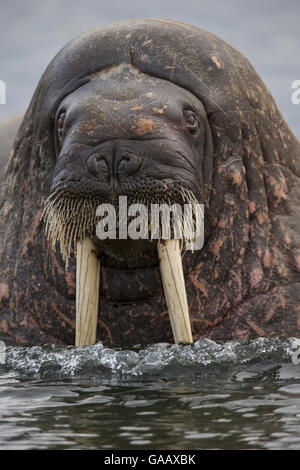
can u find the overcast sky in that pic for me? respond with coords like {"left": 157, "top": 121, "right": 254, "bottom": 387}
{"left": 0, "top": 0, "right": 299, "bottom": 137}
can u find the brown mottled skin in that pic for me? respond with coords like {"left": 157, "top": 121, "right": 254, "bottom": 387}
{"left": 0, "top": 19, "right": 299, "bottom": 346}
{"left": 0, "top": 115, "right": 23, "bottom": 182}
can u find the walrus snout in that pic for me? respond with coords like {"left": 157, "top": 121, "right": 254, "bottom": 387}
{"left": 86, "top": 140, "right": 142, "bottom": 182}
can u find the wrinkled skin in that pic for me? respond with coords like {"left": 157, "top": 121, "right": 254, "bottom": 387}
{"left": 52, "top": 65, "right": 208, "bottom": 208}
{"left": 0, "top": 19, "right": 299, "bottom": 346}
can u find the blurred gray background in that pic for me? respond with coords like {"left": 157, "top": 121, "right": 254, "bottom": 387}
{"left": 0, "top": 0, "right": 299, "bottom": 137}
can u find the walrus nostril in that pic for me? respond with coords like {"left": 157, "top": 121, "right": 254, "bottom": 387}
{"left": 116, "top": 152, "right": 141, "bottom": 180}
{"left": 119, "top": 156, "right": 130, "bottom": 163}
{"left": 86, "top": 146, "right": 141, "bottom": 181}
{"left": 86, "top": 153, "right": 109, "bottom": 180}
{"left": 118, "top": 156, "right": 130, "bottom": 172}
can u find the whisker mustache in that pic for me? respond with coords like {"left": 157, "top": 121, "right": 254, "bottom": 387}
{"left": 41, "top": 186, "right": 202, "bottom": 267}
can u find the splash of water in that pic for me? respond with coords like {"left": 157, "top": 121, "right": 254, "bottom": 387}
{"left": 2, "top": 338, "right": 299, "bottom": 381}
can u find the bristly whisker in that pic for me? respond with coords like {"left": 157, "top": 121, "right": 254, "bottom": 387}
{"left": 41, "top": 185, "right": 203, "bottom": 268}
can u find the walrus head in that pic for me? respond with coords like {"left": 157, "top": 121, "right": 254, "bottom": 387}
{"left": 0, "top": 19, "right": 299, "bottom": 346}
{"left": 42, "top": 64, "right": 210, "bottom": 265}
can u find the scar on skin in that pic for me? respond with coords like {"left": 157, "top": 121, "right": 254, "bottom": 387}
{"left": 211, "top": 56, "right": 223, "bottom": 68}
{"left": 0, "top": 282, "right": 9, "bottom": 299}
{"left": 152, "top": 104, "right": 168, "bottom": 114}
{"left": 263, "top": 250, "right": 271, "bottom": 268}
{"left": 248, "top": 201, "right": 256, "bottom": 214}
{"left": 295, "top": 254, "right": 300, "bottom": 270}
{"left": 131, "top": 118, "right": 156, "bottom": 135}
{"left": 130, "top": 105, "right": 143, "bottom": 111}
{"left": 247, "top": 319, "right": 265, "bottom": 336}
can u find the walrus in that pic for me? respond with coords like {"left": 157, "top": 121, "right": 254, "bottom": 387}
{"left": 0, "top": 18, "right": 299, "bottom": 347}
{"left": 0, "top": 115, "right": 23, "bottom": 183}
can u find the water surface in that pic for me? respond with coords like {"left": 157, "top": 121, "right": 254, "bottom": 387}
{"left": 1, "top": 338, "right": 300, "bottom": 449}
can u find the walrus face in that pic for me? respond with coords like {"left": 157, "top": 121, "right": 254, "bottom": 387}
{"left": 43, "top": 65, "right": 208, "bottom": 264}
{"left": 52, "top": 64, "right": 205, "bottom": 195}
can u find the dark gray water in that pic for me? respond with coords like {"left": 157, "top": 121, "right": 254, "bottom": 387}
{"left": 1, "top": 338, "right": 300, "bottom": 449}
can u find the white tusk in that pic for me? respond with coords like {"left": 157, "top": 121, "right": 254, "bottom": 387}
{"left": 75, "top": 237, "right": 100, "bottom": 347}
{"left": 157, "top": 239, "right": 193, "bottom": 344}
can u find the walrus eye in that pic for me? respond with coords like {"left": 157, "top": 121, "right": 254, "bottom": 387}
{"left": 183, "top": 110, "right": 199, "bottom": 134}
{"left": 57, "top": 111, "right": 66, "bottom": 140}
